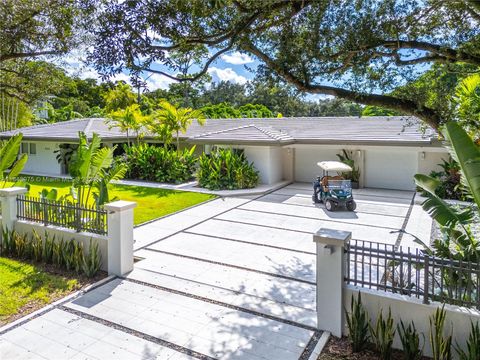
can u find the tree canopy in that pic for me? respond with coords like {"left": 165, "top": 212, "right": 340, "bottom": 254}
{"left": 91, "top": 0, "right": 480, "bottom": 129}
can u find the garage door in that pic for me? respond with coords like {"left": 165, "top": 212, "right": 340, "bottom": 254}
{"left": 365, "top": 150, "right": 418, "bottom": 190}
{"left": 294, "top": 148, "right": 340, "bottom": 182}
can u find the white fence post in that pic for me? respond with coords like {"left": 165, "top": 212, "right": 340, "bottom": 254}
{"left": 104, "top": 200, "right": 137, "bottom": 276}
{"left": 0, "top": 187, "right": 28, "bottom": 233}
{"left": 313, "top": 228, "right": 352, "bottom": 337}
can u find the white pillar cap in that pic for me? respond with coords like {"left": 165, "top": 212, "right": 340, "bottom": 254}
{"left": 0, "top": 187, "right": 28, "bottom": 197}
{"left": 104, "top": 200, "right": 137, "bottom": 212}
{"left": 313, "top": 228, "right": 351, "bottom": 247}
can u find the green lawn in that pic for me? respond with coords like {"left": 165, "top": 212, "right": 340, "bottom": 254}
{"left": 0, "top": 257, "right": 79, "bottom": 325}
{"left": 13, "top": 178, "right": 215, "bottom": 225}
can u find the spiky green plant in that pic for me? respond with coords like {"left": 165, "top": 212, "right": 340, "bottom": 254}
{"left": 398, "top": 319, "right": 423, "bottom": 360}
{"left": 31, "top": 229, "right": 43, "bottom": 262}
{"left": 369, "top": 308, "right": 395, "bottom": 360}
{"left": 82, "top": 239, "right": 101, "bottom": 278}
{"left": 455, "top": 321, "right": 480, "bottom": 360}
{"left": 345, "top": 292, "right": 370, "bottom": 352}
{"left": 430, "top": 305, "right": 452, "bottom": 360}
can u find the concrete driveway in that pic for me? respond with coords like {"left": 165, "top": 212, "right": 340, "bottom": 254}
{"left": 0, "top": 183, "right": 430, "bottom": 360}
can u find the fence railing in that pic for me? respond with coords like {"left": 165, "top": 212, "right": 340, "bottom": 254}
{"left": 345, "top": 239, "right": 480, "bottom": 309}
{"left": 16, "top": 195, "right": 108, "bottom": 235}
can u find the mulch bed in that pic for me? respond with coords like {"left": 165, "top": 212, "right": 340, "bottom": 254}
{"left": 1, "top": 261, "right": 106, "bottom": 327}
{"left": 318, "top": 336, "right": 431, "bottom": 360}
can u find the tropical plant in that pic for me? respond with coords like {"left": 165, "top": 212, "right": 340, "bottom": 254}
{"left": 429, "top": 305, "right": 452, "bottom": 360}
{"left": 69, "top": 132, "right": 127, "bottom": 207}
{"left": 421, "top": 158, "right": 465, "bottom": 201}
{"left": 398, "top": 319, "right": 423, "bottom": 360}
{"left": 108, "top": 104, "right": 148, "bottom": 145}
{"left": 122, "top": 144, "right": 197, "bottom": 183}
{"left": 455, "top": 321, "right": 480, "bottom": 360}
{"left": 454, "top": 73, "right": 480, "bottom": 140}
{"left": 103, "top": 82, "right": 137, "bottom": 113}
{"left": 0, "top": 133, "right": 28, "bottom": 188}
{"left": 345, "top": 292, "right": 370, "bottom": 353}
{"left": 197, "top": 148, "right": 259, "bottom": 190}
{"left": 82, "top": 238, "right": 101, "bottom": 278}
{"left": 414, "top": 122, "right": 480, "bottom": 262}
{"left": 151, "top": 100, "right": 205, "bottom": 153}
{"left": 369, "top": 308, "right": 395, "bottom": 360}
{"left": 336, "top": 149, "right": 360, "bottom": 183}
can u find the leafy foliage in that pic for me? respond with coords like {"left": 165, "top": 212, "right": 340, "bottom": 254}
{"left": 336, "top": 150, "right": 360, "bottom": 183}
{"left": 397, "top": 320, "right": 423, "bottom": 360}
{"left": 0, "top": 228, "right": 101, "bottom": 278}
{"left": 0, "top": 133, "right": 28, "bottom": 187}
{"left": 421, "top": 158, "right": 465, "bottom": 201}
{"left": 345, "top": 292, "right": 370, "bottom": 353}
{"left": 454, "top": 74, "right": 480, "bottom": 140}
{"left": 122, "top": 144, "right": 197, "bottom": 184}
{"left": 108, "top": 104, "right": 148, "bottom": 145}
{"left": 369, "top": 308, "right": 395, "bottom": 360}
{"left": 69, "top": 132, "right": 127, "bottom": 207}
{"left": 197, "top": 148, "right": 259, "bottom": 190}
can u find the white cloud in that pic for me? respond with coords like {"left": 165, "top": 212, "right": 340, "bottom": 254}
{"left": 207, "top": 67, "right": 247, "bottom": 84}
{"left": 145, "top": 73, "right": 177, "bottom": 90}
{"left": 221, "top": 51, "right": 254, "bottom": 65}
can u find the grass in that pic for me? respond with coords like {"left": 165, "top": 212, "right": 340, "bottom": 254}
{"left": 0, "top": 257, "right": 78, "bottom": 325}
{"left": 10, "top": 177, "right": 215, "bottom": 225}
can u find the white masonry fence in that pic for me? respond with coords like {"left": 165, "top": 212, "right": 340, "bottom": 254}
{"left": 0, "top": 187, "right": 136, "bottom": 276}
{"left": 314, "top": 228, "right": 480, "bottom": 359}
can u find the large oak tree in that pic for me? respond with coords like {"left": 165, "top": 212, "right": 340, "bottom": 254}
{"left": 90, "top": 0, "right": 480, "bottom": 130}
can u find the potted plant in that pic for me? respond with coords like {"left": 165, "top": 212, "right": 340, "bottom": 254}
{"left": 336, "top": 150, "right": 360, "bottom": 189}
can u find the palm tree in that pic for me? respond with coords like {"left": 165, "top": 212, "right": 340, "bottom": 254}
{"left": 108, "top": 104, "right": 147, "bottom": 146}
{"left": 152, "top": 100, "right": 205, "bottom": 153}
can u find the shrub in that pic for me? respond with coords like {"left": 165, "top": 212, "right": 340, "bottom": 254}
{"left": 398, "top": 319, "right": 423, "bottom": 360}
{"left": 345, "top": 292, "right": 370, "bottom": 352}
{"left": 82, "top": 239, "right": 101, "bottom": 278}
{"left": 122, "top": 144, "right": 197, "bottom": 183}
{"left": 369, "top": 308, "right": 395, "bottom": 360}
{"left": 197, "top": 148, "right": 259, "bottom": 190}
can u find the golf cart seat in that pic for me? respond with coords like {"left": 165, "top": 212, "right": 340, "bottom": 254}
{"left": 321, "top": 175, "right": 343, "bottom": 192}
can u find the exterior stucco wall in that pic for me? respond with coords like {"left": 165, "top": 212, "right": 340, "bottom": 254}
{"left": 417, "top": 151, "right": 449, "bottom": 175}
{"left": 22, "top": 141, "right": 62, "bottom": 175}
{"left": 294, "top": 146, "right": 343, "bottom": 182}
{"left": 243, "top": 146, "right": 284, "bottom": 185}
{"left": 344, "top": 285, "right": 480, "bottom": 358}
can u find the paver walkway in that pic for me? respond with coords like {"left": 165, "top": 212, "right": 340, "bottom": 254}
{"left": 0, "top": 183, "right": 429, "bottom": 359}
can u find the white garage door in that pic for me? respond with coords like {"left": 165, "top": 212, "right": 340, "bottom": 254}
{"left": 365, "top": 150, "right": 418, "bottom": 190}
{"left": 294, "top": 148, "right": 341, "bottom": 182}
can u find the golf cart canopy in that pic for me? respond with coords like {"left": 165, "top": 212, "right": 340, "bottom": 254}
{"left": 317, "top": 161, "right": 352, "bottom": 172}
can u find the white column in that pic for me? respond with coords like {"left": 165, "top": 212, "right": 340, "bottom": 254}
{"left": 104, "top": 200, "right": 137, "bottom": 276}
{"left": 0, "top": 187, "right": 28, "bottom": 232}
{"left": 313, "top": 228, "right": 352, "bottom": 337}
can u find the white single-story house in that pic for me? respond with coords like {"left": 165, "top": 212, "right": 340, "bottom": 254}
{"left": 0, "top": 116, "right": 448, "bottom": 191}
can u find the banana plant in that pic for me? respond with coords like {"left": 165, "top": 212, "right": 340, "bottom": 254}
{"left": 69, "top": 131, "right": 127, "bottom": 207}
{"left": 0, "top": 133, "right": 28, "bottom": 188}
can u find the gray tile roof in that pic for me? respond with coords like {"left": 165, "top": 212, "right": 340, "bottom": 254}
{"left": 0, "top": 116, "right": 439, "bottom": 146}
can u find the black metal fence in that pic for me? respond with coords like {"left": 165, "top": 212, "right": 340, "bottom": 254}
{"left": 345, "top": 239, "right": 480, "bottom": 309}
{"left": 16, "top": 195, "right": 108, "bottom": 235}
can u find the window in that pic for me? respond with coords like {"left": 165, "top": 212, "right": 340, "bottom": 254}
{"left": 20, "top": 142, "right": 36, "bottom": 155}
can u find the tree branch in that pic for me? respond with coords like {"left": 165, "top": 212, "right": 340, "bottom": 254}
{"left": 243, "top": 41, "right": 442, "bottom": 130}
{"left": 0, "top": 50, "right": 63, "bottom": 62}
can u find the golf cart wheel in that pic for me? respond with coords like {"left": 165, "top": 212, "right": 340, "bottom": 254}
{"left": 325, "top": 199, "right": 335, "bottom": 211}
{"left": 347, "top": 201, "right": 357, "bottom": 211}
